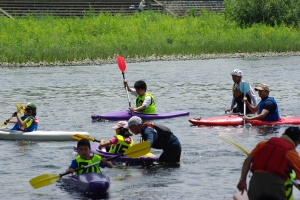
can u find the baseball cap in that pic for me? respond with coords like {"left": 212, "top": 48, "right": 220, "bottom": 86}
{"left": 283, "top": 127, "right": 300, "bottom": 141}
{"left": 112, "top": 121, "right": 128, "bottom": 130}
{"left": 26, "top": 103, "right": 37, "bottom": 110}
{"left": 128, "top": 116, "right": 142, "bottom": 127}
{"left": 255, "top": 83, "right": 270, "bottom": 91}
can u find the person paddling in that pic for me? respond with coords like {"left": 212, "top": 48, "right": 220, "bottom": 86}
{"left": 225, "top": 69, "right": 257, "bottom": 114}
{"left": 6, "top": 103, "right": 38, "bottom": 132}
{"left": 242, "top": 83, "right": 280, "bottom": 121}
{"left": 67, "top": 139, "right": 113, "bottom": 174}
{"left": 127, "top": 116, "right": 181, "bottom": 163}
{"left": 100, "top": 121, "right": 134, "bottom": 154}
{"left": 123, "top": 79, "right": 156, "bottom": 114}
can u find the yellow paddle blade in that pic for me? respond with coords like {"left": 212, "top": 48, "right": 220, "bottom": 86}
{"left": 29, "top": 174, "right": 60, "bottom": 189}
{"left": 1, "top": 120, "right": 5, "bottom": 127}
{"left": 72, "top": 134, "right": 94, "bottom": 141}
{"left": 16, "top": 103, "right": 25, "bottom": 114}
{"left": 219, "top": 136, "right": 249, "bottom": 155}
{"left": 124, "top": 141, "right": 150, "bottom": 158}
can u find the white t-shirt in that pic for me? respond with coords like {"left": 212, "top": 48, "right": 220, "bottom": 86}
{"left": 130, "top": 89, "right": 152, "bottom": 108}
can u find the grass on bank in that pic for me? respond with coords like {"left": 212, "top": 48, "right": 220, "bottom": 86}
{"left": 0, "top": 11, "right": 300, "bottom": 63}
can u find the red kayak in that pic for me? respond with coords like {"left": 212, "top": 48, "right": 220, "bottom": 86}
{"left": 189, "top": 115, "right": 300, "bottom": 126}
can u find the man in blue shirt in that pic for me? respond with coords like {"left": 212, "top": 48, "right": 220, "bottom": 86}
{"left": 128, "top": 116, "right": 181, "bottom": 163}
{"left": 243, "top": 83, "right": 280, "bottom": 121}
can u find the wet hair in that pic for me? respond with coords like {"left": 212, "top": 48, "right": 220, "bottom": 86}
{"left": 77, "top": 139, "right": 91, "bottom": 149}
{"left": 118, "top": 127, "right": 133, "bottom": 138}
{"left": 134, "top": 80, "right": 147, "bottom": 90}
{"left": 283, "top": 127, "right": 300, "bottom": 142}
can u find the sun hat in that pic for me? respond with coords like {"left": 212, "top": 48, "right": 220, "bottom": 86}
{"left": 255, "top": 83, "right": 270, "bottom": 91}
{"left": 112, "top": 121, "right": 128, "bottom": 130}
{"left": 128, "top": 116, "right": 142, "bottom": 127}
{"left": 230, "top": 69, "right": 243, "bottom": 77}
{"left": 26, "top": 103, "right": 37, "bottom": 110}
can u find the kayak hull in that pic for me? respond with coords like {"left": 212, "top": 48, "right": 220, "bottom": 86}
{"left": 75, "top": 144, "right": 159, "bottom": 163}
{"left": 91, "top": 110, "right": 189, "bottom": 121}
{"left": 189, "top": 115, "right": 300, "bottom": 126}
{"left": 61, "top": 172, "right": 110, "bottom": 193}
{"left": 0, "top": 128, "right": 90, "bottom": 141}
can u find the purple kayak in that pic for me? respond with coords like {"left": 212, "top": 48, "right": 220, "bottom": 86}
{"left": 92, "top": 144, "right": 159, "bottom": 163}
{"left": 61, "top": 172, "right": 110, "bottom": 193}
{"left": 91, "top": 110, "right": 189, "bottom": 121}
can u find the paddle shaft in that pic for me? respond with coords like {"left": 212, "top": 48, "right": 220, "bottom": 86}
{"left": 122, "top": 72, "right": 132, "bottom": 108}
{"left": 4, "top": 112, "right": 17, "bottom": 125}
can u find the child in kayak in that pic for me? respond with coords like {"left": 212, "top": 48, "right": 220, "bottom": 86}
{"left": 7, "top": 103, "right": 38, "bottom": 132}
{"left": 123, "top": 79, "right": 156, "bottom": 114}
{"left": 66, "top": 139, "right": 113, "bottom": 175}
{"left": 100, "top": 121, "right": 134, "bottom": 154}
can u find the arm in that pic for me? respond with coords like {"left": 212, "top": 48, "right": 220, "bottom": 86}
{"left": 143, "top": 127, "right": 156, "bottom": 147}
{"left": 243, "top": 109, "right": 269, "bottom": 120}
{"left": 66, "top": 160, "right": 76, "bottom": 173}
{"left": 123, "top": 79, "right": 132, "bottom": 92}
{"left": 247, "top": 86, "right": 257, "bottom": 106}
{"left": 100, "top": 139, "right": 112, "bottom": 147}
{"left": 101, "top": 158, "right": 113, "bottom": 168}
{"left": 237, "top": 155, "right": 253, "bottom": 194}
{"left": 243, "top": 97, "right": 258, "bottom": 113}
{"left": 225, "top": 97, "right": 236, "bottom": 113}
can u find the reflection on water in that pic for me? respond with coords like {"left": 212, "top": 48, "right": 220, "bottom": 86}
{"left": 0, "top": 56, "right": 300, "bottom": 199}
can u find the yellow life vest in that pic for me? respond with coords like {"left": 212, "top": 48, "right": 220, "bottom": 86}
{"left": 136, "top": 93, "right": 156, "bottom": 114}
{"left": 232, "top": 83, "right": 243, "bottom": 98}
{"left": 109, "top": 135, "right": 134, "bottom": 154}
{"left": 285, "top": 173, "right": 296, "bottom": 200}
{"left": 75, "top": 153, "right": 102, "bottom": 175}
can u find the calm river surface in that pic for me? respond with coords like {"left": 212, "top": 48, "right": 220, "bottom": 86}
{"left": 1, "top": 56, "right": 300, "bottom": 199}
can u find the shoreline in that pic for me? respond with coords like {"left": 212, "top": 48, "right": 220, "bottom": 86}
{"left": 1, "top": 51, "right": 300, "bottom": 67}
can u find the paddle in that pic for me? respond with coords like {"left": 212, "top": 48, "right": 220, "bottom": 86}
{"left": 116, "top": 55, "right": 132, "bottom": 115}
{"left": 219, "top": 136, "right": 300, "bottom": 188}
{"left": 72, "top": 134, "right": 100, "bottom": 143}
{"left": 1, "top": 103, "right": 25, "bottom": 127}
{"left": 239, "top": 82, "right": 250, "bottom": 126}
{"left": 29, "top": 141, "right": 150, "bottom": 189}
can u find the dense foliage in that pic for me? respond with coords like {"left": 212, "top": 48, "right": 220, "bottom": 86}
{"left": 224, "top": 0, "right": 300, "bottom": 27}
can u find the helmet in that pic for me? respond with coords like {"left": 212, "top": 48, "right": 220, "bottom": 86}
{"left": 230, "top": 69, "right": 243, "bottom": 77}
{"left": 26, "top": 103, "right": 37, "bottom": 110}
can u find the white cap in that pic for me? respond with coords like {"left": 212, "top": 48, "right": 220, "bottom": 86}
{"left": 128, "top": 116, "right": 142, "bottom": 127}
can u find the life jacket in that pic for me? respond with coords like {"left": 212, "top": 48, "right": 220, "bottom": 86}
{"left": 257, "top": 97, "right": 280, "bottom": 121}
{"left": 232, "top": 83, "right": 252, "bottom": 113}
{"left": 75, "top": 153, "right": 102, "bottom": 175}
{"left": 109, "top": 134, "right": 134, "bottom": 154}
{"left": 251, "top": 137, "right": 293, "bottom": 180}
{"left": 141, "top": 122, "right": 173, "bottom": 149}
{"left": 136, "top": 93, "right": 156, "bottom": 114}
{"left": 285, "top": 173, "right": 296, "bottom": 200}
{"left": 11, "top": 115, "right": 38, "bottom": 132}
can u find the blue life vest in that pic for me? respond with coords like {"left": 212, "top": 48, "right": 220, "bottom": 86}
{"left": 258, "top": 97, "right": 280, "bottom": 121}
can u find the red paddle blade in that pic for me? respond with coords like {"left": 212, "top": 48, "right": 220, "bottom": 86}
{"left": 116, "top": 55, "right": 126, "bottom": 72}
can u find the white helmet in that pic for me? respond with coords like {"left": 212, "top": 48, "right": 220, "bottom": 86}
{"left": 230, "top": 69, "right": 243, "bottom": 76}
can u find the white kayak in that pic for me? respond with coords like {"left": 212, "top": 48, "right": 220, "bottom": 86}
{"left": 0, "top": 128, "right": 90, "bottom": 141}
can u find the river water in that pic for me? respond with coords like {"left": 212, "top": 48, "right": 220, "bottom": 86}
{"left": 1, "top": 56, "right": 300, "bottom": 199}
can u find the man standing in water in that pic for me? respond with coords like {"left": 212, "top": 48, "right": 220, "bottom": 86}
{"left": 225, "top": 69, "right": 257, "bottom": 114}
{"left": 127, "top": 116, "right": 181, "bottom": 163}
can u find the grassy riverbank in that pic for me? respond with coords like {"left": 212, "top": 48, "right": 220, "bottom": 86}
{"left": 1, "top": 11, "right": 300, "bottom": 64}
